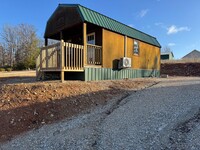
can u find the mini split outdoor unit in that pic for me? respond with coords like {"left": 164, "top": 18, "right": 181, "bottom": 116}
{"left": 118, "top": 57, "right": 131, "bottom": 69}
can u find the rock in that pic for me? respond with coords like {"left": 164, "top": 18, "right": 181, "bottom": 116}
{"left": 33, "top": 110, "right": 38, "bottom": 115}
{"left": 25, "top": 89, "right": 30, "bottom": 93}
{"left": 160, "top": 74, "right": 169, "bottom": 78}
{"left": 10, "top": 119, "right": 14, "bottom": 124}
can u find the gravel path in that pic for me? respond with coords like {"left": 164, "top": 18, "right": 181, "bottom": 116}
{"left": 1, "top": 77, "right": 200, "bottom": 150}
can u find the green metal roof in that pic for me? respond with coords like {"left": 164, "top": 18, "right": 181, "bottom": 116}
{"left": 59, "top": 4, "right": 161, "bottom": 48}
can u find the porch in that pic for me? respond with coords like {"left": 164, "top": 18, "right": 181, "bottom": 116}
{"left": 36, "top": 40, "right": 102, "bottom": 81}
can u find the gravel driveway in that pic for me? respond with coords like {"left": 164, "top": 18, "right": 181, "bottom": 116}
{"left": 1, "top": 77, "right": 200, "bottom": 150}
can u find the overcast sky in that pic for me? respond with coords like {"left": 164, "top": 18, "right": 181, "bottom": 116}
{"left": 1, "top": 0, "right": 200, "bottom": 58}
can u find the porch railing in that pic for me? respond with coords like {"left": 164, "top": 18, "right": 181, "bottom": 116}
{"left": 36, "top": 42, "right": 60, "bottom": 78}
{"left": 36, "top": 41, "right": 102, "bottom": 79}
{"left": 36, "top": 41, "right": 84, "bottom": 70}
{"left": 65, "top": 42, "right": 84, "bottom": 70}
{"left": 87, "top": 44, "right": 102, "bottom": 65}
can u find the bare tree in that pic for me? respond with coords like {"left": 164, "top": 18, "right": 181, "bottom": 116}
{"left": 0, "top": 44, "right": 3, "bottom": 66}
{"left": 161, "top": 46, "right": 172, "bottom": 53}
{"left": 0, "top": 25, "right": 17, "bottom": 66}
{"left": 15, "top": 24, "right": 40, "bottom": 69}
{"left": 0, "top": 24, "right": 40, "bottom": 69}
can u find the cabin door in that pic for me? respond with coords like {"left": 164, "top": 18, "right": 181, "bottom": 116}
{"left": 87, "top": 33, "right": 96, "bottom": 64}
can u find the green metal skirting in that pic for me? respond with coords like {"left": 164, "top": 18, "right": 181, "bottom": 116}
{"left": 84, "top": 68, "right": 160, "bottom": 81}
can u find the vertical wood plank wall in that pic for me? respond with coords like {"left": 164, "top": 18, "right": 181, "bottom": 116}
{"left": 102, "top": 29, "right": 160, "bottom": 70}
{"left": 127, "top": 37, "right": 160, "bottom": 70}
{"left": 102, "top": 29, "right": 124, "bottom": 68}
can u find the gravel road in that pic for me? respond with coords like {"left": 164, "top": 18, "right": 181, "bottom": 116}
{"left": 1, "top": 77, "right": 200, "bottom": 150}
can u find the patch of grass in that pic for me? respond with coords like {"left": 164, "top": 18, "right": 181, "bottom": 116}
{"left": 5, "top": 68, "right": 12, "bottom": 72}
{"left": 0, "top": 68, "right": 5, "bottom": 72}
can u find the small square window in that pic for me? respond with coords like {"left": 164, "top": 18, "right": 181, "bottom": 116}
{"left": 133, "top": 40, "right": 139, "bottom": 55}
{"left": 87, "top": 33, "right": 95, "bottom": 45}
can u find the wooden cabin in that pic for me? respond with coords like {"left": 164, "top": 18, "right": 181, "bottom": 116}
{"left": 36, "top": 4, "right": 161, "bottom": 82}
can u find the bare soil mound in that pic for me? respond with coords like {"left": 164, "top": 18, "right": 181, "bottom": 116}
{"left": 0, "top": 72, "right": 157, "bottom": 143}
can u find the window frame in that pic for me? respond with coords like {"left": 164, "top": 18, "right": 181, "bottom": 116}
{"left": 87, "top": 32, "right": 95, "bottom": 45}
{"left": 133, "top": 40, "right": 139, "bottom": 55}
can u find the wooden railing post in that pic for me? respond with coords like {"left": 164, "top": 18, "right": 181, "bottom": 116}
{"left": 86, "top": 44, "right": 102, "bottom": 65}
{"left": 124, "top": 36, "right": 127, "bottom": 57}
{"left": 40, "top": 50, "right": 42, "bottom": 70}
{"left": 60, "top": 40, "right": 65, "bottom": 82}
{"left": 83, "top": 23, "right": 87, "bottom": 66}
{"left": 46, "top": 47, "right": 48, "bottom": 69}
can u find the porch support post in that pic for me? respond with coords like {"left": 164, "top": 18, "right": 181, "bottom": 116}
{"left": 60, "top": 40, "right": 65, "bottom": 82}
{"left": 40, "top": 50, "right": 42, "bottom": 72}
{"left": 45, "top": 38, "right": 48, "bottom": 46}
{"left": 124, "top": 36, "right": 127, "bottom": 57}
{"left": 83, "top": 22, "right": 87, "bottom": 65}
{"left": 60, "top": 31, "right": 65, "bottom": 82}
{"left": 46, "top": 47, "right": 48, "bottom": 69}
{"left": 45, "top": 38, "right": 48, "bottom": 69}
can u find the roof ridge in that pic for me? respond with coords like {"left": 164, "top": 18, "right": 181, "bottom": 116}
{"left": 46, "top": 4, "right": 161, "bottom": 47}
{"left": 77, "top": 4, "right": 157, "bottom": 39}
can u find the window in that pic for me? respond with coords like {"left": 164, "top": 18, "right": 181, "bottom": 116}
{"left": 87, "top": 33, "right": 95, "bottom": 45}
{"left": 133, "top": 40, "right": 139, "bottom": 55}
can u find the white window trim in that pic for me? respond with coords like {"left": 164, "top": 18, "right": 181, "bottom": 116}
{"left": 87, "top": 32, "right": 95, "bottom": 45}
{"left": 133, "top": 40, "right": 139, "bottom": 55}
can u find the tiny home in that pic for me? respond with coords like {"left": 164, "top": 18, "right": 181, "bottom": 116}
{"left": 36, "top": 4, "right": 161, "bottom": 82}
{"left": 161, "top": 52, "right": 174, "bottom": 60}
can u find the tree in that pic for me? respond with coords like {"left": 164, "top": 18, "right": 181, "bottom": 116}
{"left": 0, "top": 25, "right": 17, "bottom": 67}
{"left": 14, "top": 24, "right": 40, "bottom": 69}
{"left": 0, "top": 44, "right": 4, "bottom": 66}
{"left": 0, "top": 24, "right": 40, "bottom": 70}
{"left": 161, "top": 46, "right": 172, "bottom": 53}
{"left": 0, "top": 43, "right": 8, "bottom": 67}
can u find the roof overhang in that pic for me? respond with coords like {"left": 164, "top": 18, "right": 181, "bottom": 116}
{"left": 44, "top": 4, "right": 83, "bottom": 38}
{"left": 44, "top": 4, "right": 161, "bottom": 48}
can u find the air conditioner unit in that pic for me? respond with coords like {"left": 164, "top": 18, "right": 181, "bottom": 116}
{"left": 118, "top": 57, "right": 131, "bottom": 69}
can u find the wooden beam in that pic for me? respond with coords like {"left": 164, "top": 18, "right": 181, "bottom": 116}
{"left": 102, "top": 29, "right": 104, "bottom": 67}
{"left": 83, "top": 23, "right": 87, "bottom": 65}
{"left": 60, "top": 39, "right": 65, "bottom": 82}
{"left": 124, "top": 36, "right": 127, "bottom": 57}
{"left": 40, "top": 50, "right": 42, "bottom": 71}
{"left": 46, "top": 47, "right": 48, "bottom": 69}
{"left": 60, "top": 31, "right": 63, "bottom": 40}
{"left": 45, "top": 38, "right": 48, "bottom": 46}
{"left": 60, "top": 31, "right": 65, "bottom": 82}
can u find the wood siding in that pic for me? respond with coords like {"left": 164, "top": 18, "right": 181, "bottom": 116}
{"left": 102, "top": 29, "right": 124, "bottom": 68}
{"left": 45, "top": 7, "right": 82, "bottom": 38}
{"left": 102, "top": 29, "right": 160, "bottom": 70}
{"left": 127, "top": 37, "right": 160, "bottom": 70}
{"left": 87, "top": 24, "right": 102, "bottom": 46}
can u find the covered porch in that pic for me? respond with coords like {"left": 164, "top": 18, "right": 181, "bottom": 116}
{"left": 36, "top": 4, "right": 105, "bottom": 81}
{"left": 36, "top": 22, "right": 102, "bottom": 81}
{"left": 36, "top": 41, "right": 102, "bottom": 81}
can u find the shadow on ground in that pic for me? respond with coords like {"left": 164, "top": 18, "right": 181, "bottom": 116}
{"left": 0, "top": 85, "right": 129, "bottom": 143}
{"left": 0, "top": 77, "right": 36, "bottom": 85}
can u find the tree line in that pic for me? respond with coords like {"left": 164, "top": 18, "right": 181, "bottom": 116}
{"left": 0, "top": 24, "right": 42, "bottom": 70}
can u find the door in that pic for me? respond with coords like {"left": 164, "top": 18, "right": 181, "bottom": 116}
{"left": 87, "top": 32, "right": 95, "bottom": 64}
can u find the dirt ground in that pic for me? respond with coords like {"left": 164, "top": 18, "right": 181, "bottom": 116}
{"left": 0, "top": 71, "right": 157, "bottom": 143}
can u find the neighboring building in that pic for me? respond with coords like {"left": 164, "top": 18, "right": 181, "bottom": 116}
{"left": 161, "top": 52, "right": 174, "bottom": 60}
{"left": 182, "top": 50, "right": 200, "bottom": 59}
{"left": 36, "top": 4, "right": 161, "bottom": 81}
